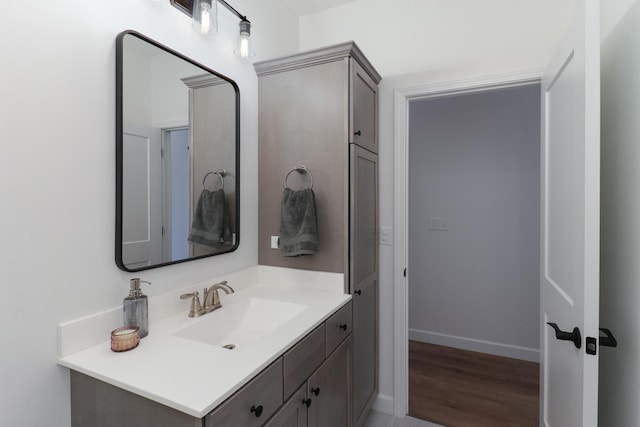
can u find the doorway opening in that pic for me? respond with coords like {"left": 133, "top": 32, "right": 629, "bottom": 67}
{"left": 402, "top": 80, "right": 542, "bottom": 426}
{"left": 162, "top": 127, "right": 191, "bottom": 263}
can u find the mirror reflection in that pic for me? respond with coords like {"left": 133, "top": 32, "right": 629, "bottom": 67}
{"left": 116, "top": 31, "right": 240, "bottom": 272}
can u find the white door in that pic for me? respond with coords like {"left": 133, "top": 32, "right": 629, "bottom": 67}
{"left": 122, "top": 127, "right": 163, "bottom": 269}
{"left": 541, "top": 0, "right": 600, "bottom": 426}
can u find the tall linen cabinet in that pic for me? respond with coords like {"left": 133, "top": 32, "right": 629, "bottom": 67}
{"left": 255, "top": 42, "right": 380, "bottom": 427}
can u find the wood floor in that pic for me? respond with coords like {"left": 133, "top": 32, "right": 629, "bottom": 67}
{"left": 409, "top": 341, "right": 539, "bottom": 427}
{"left": 364, "top": 410, "right": 443, "bottom": 427}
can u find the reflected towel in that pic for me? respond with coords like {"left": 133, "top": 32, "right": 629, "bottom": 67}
{"left": 188, "top": 189, "right": 231, "bottom": 248}
{"left": 279, "top": 188, "right": 318, "bottom": 256}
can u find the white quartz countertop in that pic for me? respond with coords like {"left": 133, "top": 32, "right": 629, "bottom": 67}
{"left": 58, "top": 277, "right": 350, "bottom": 418}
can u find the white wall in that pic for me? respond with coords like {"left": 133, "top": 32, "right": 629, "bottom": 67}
{"left": 601, "top": 0, "right": 637, "bottom": 39}
{"left": 408, "top": 85, "right": 540, "bottom": 361}
{"left": 599, "top": 0, "right": 640, "bottom": 424}
{"left": 300, "top": 0, "right": 577, "bottom": 78}
{"left": 0, "top": 0, "right": 298, "bottom": 426}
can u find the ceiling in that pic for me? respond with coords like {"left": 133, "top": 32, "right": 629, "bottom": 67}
{"left": 281, "top": 0, "right": 359, "bottom": 16}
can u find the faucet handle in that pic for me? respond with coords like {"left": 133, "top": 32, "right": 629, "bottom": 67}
{"left": 180, "top": 291, "right": 203, "bottom": 317}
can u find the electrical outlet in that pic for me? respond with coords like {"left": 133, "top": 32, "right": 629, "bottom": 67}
{"left": 271, "top": 236, "right": 279, "bottom": 249}
{"left": 379, "top": 226, "right": 393, "bottom": 246}
{"left": 428, "top": 218, "right": 448, "bottom": 231}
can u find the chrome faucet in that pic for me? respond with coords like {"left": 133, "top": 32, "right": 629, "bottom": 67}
{"left": 180, "top": 281, "right": 234, "bottom": 317}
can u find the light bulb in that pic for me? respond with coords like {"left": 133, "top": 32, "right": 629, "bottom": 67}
{"left": 239, "top": 34, "right": 250, "bottom": 58}
{"left": 200, "top": 3, "right": 211, "bottom": 35}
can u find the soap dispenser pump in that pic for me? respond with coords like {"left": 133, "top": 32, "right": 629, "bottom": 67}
{"left": 123, "top": 278, "right": 150, "bottom": 338}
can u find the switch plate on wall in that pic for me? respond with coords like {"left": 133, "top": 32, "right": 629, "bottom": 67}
{"left": 428, "top": 218, "right": 448, "bottom": 231}
{"left": 271, "top": 236, "right": 279, "bottom": 249}
{"left": 380, "top": 226, "right": 393, "bottom": 246}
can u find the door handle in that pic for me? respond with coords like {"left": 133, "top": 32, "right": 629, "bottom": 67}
{"left": 599, "top": 328, "right": 618, "bottom": 348}
{"left": 546, "top": 322, "right": 582, "bottom": 349}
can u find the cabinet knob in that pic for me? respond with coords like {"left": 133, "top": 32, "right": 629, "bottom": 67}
{"left": 250, "top": 405, "right": 263, "bottom": 418}
{"left": 354, "top": 130, "right": 362, "bottom": 136}
{"left": 339, "top": 324, "right": 348, "bottom": 331}
{"left": 302, "top": 398, "right": 312, "bottom": 408}
{"left": 354, "top": 290, "right": 362, "bottom": 295}
{"left": 311, "top": 387, "right": 320, "bottom": 396}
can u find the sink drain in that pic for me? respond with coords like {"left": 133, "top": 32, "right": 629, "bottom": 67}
{"left": 222, "top": 344, "right": 236, "bottom": 350}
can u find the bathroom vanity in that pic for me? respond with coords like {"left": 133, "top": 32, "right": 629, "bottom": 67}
{"left": 58, "top": 267, "right": 352, "bottom": 427}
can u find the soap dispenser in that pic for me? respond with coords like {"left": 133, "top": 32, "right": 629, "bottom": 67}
{"left": 124, "top": 278, "right": 150, "bottom": 338}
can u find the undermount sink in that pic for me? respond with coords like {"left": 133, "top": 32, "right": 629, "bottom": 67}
{"left": 174, "top": 297, "right": 308, "bottom": 349}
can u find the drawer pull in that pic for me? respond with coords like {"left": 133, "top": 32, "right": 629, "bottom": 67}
{"left": 354, "top": 290, "right": 362, "bottom": 295}
{"left": 311, "top": 387, "right": 320, "bottom": 396}
{"left": 302, "top": 398, "right": 312, "bottom": 408}
{"left": 250, "top": 405, "right": 264, "bottom": 418}
{"left": 339, "top": 324, "right": 348, "bottom": 331}
{"left": 354, "top": 130, "right": 362, "bottom": 136}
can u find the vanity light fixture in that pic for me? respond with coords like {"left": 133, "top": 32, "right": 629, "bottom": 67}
{"left": 192, "top": 0, "right": 217, "bottom": 35}
{"left": 170, "top": 0, "right": 254, "bottom": 58}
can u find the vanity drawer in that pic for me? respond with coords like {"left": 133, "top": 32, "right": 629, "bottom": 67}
{"left": 325, "top": 301, "right": 352, "bottom": 357}
{"left": 205, "top": 358, "right": 283, "bottom": 427}
{"left": 283, "top": 324, "right": 326, "bottom": 399}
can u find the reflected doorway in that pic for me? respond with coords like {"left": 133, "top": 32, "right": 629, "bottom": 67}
{"left": 163, "top": 127, "right": 190, "bottom": 262}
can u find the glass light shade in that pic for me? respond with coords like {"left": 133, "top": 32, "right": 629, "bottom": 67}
{"left": 192, "top": 0, "right": 217, "bottom": 35}
{"left": 234, "top": 20, "right": 255, "bottom": 58}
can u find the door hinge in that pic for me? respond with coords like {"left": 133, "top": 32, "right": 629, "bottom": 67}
{"left": 404, "top": 268, "right": 407, "bottom": 278}
{"left": 161, "top": 227, "right": 165, "bottom": 237}
{"left": 161, "top": 148, "right": 164, "bottom": 158}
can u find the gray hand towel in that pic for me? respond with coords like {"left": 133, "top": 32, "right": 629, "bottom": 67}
{"left": 188, "top": 189, "right": 231, "bottom": 249}
{"left": 279, "top": 188, "right": 318, "bottom": 256}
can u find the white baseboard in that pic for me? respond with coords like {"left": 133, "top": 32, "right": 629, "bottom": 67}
{"left": 409, "top": 328, "right": 540, "bottom": 362}
{"left": 372, "top": 393, "right": 394, "bottom": 415}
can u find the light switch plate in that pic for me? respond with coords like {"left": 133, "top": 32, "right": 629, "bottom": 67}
{"left": 380, "top": 226, "right": 392, "bottom": 246}
{"left": 428, "top": 218, "right": 448, "bottom": 231}
{"left": 271, "top": 236, "right": 279, "bottom": 249}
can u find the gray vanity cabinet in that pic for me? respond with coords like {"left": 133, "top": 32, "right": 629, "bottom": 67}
{"left": 255, "top": 41, "right": 380, "bottom": 427}
{"left": 266, "top": 336, "right": 353, "bottom": 427}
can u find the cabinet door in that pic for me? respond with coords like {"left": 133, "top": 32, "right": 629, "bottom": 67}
{"left": 352, "top": 278, "right": 377, "bottom": 427}
{"left": 307, "top": 336, "right": 353, "bottom": 427}
{"left": 349, "top": 144, "right": 378, "bottom": 427}
{"left": 350, "top": 145, "right": 378, "bottom": 293}
{"left": 265, "top": 385, "right": 308, "bottom": 427}
{"left": 350, "top": 60, "right": 378, "bottom": 153}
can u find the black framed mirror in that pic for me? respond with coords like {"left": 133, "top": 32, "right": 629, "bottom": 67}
{"left": 116, "top": 30, "right": 240, "bottom": 272}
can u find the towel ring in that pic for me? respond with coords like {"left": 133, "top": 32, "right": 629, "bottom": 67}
{"left": 202, "top": 169, "right": 227, "bottom": 191}
{"left": 284, "top": 165, "right": 314, "bottom": 190}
